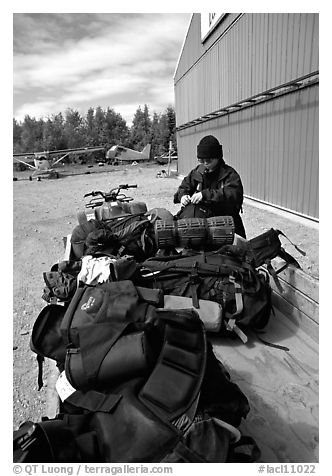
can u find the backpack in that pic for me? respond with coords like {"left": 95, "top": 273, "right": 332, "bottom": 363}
{"left": 30, "top": 281, "right": 164, "bottom": 390}
{"left": 59, "top": 281, "right": 167, "bottom": 392}
{"left": 70, "top": 214, "right": 156, "bottom": 262}
{"left": 139, "top": 246, "right": 273, "bottom": 343}
{"left": 246, "top": 228, "right": 306, "bottom": 292}
{"left": 17, "top": 310, "right": 259, "bottom": 463}
{"left": 108, "top": 216, "right": 156, "bottom": 261}
{"left": 71, "top": 219, "right": 103, "bottom": 259}
{"left": 42, "top": 270, "right": 77, "bottom": 303}
{"left": 84, "top": 214, "right": 156, "bottom": 261}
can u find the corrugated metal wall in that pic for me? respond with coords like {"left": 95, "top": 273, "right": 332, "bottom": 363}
{"left": 175, "top": 13, "right": 318, "bottom": 125}
{"left": 177, "top": 84, "right": 318, "bottom": 219}
{"left": 174, "top": 13, "right": 319, "bottom": 220}
{"left": 174, "top": 13, "right": 241, "bottom": 81}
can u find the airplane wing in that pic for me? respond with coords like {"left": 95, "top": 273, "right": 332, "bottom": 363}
{"left": 45, "top": 146, "right": 106, "bottom": 156}
{"left": 13, "top": 146, "right": 106, "bottom": 158}
{"left": 13, "top": 156, "right": 36, "bottom": 170}
{"left": 14, "top": 146, "right": 106, "bottom": 167}
{"left": 13, "top": 152, "right": 35, "bottom": 158}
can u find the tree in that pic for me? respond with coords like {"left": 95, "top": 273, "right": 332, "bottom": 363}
{"left": 93, "top": 106, "right": 107, "bottom": 145}
{"left": 63, "top": 108, "right": 85, "bottom": 148}
{"left": 149, "top": 105, "right": 177, "bottom": 158}
{"left": 84, "top": 107, "right": 98, "bottom": 146}
{"left": 104, "top": 107, "right": 129, "bottom": 146}
{"left": 130, "top": 104, "right": 152, "bottom": 150}
{"left": 151, "top": 112, "right": 163, "bottom": 158}
{"left": 158, "top": 113, "right": 169, "bottom": 152}
{"left": 12, "top": 102, "right": 177, "bottom": 159}
{"left": 20, "top": 115, "right": 44, "bottom": 152}
{"left": 165, "top": 105, "right": 177, "bottom": 152}
{"left": 13, "top": 119, "right": 22, "bottom": 153}
{"left": 42, "top": 113, "right": 67, "bottom": 151}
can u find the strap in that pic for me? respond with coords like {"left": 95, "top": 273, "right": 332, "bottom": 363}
{"left": 266, "top": 259, "right": 284, "bottom": 293}
{"left": 189, "top": 262, "right": 200, "bottom": 309}
{"left": 255, "top": 332, "right": 289, "bottom": 352}
{"left": 225, "top": 319, "right": 248, "bottom": 343}
{"left": 139, "top": 266, "right": 159, "bottom": 287}
{"left": 222, "top": 276, "right": 249, "bottom": 343}
{"left": 140, "top": 228, "right": 147, "bottom": 252}
{"left": 60, "top": 286, "right": 86, "bottom": 346}
{"left": 278, "top": 247, "right": 301, "bottom": 268}
{"left": 174, "top": 206, "right": 184, "bottom": 220}
{"left": 231, "top": 276, "right": 243, "bottom": 315}
{"left": 212, "top": 417, "right": 241, "bottom": 443}
{"left": 224, "top": 275, "right": 243, "bottom": 319}
{"left": 139, "top": 310, "right": 207, "bottom": 421}
{"left": 277, "top": 230, "right": 306, "bottom": 256}
{"left": 36, "top": 355, "right": 45, "bottom": 390}
{"left": 190, "top": 283, "right": 199, "bottom": 308}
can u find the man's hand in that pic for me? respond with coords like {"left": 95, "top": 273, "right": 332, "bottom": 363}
{"left": 190, "top": 192, "right": 203, "bottom": 204}
{"left": 180, "top": 194, "right": 191, "bottom": 206}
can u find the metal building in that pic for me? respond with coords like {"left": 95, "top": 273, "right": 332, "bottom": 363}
{"left": 174, "top": 13, "right": 319, "bottom": 221}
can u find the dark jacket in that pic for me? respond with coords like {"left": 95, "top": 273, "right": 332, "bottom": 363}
{"left": 174, "top": 161, "right": 246, "bottom": 238}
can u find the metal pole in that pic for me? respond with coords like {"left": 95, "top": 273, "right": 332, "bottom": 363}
{"left": 167, "top": 141, "right": 172, "bottom": 176}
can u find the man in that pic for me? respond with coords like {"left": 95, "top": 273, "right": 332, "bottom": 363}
{"left": 174, "top": 135, "right": 246, "bottom": 238}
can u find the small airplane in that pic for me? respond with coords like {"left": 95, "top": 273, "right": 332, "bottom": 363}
{"left": 13, "top": 146, "right": 105, "bottom": 179}
{"left": 13, "top": 143, "right": 151, "bottom": 179}
{"left": 105, "top": 144, "right": 151, "bottom": 164}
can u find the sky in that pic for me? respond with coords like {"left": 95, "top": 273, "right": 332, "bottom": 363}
{"left": 13, "top": 13, "right": 191, "bottom": 126}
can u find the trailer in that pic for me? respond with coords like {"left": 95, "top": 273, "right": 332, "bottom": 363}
{"left": 212, "top": 257, "right": 319, "bottom": 462}
{"left": 45, "top": 232, "right": 318, "bottom": 463}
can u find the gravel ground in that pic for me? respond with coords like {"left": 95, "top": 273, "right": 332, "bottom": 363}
{"left": 12, "top": 162, "right": 319, "bottom": 430}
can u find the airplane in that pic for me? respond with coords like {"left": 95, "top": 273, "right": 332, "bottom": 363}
{"left": 13, "top": 143, "right": 151, "bottom": 179}
{"left": 13, "top": 146, "right": 106, "bottom": 179}
{"left": 105, "top": 144, "right": 151, "bottom": 164}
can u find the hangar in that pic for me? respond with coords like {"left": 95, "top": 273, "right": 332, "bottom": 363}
{"left": 174, "top": 13, "right": 319, "bottom": 221}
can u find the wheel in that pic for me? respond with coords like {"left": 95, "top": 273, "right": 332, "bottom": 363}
{"left": 77, "top": 211, "right": 88, "bottom": 226}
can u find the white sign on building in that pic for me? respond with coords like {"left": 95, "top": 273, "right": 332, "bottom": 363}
{"left": 201, "top": 13, "right": 226, "bottom": 41}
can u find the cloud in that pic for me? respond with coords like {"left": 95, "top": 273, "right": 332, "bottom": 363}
{"left": 13, "top": 13, "right": 191, "bottom": 124}
{"left": 14, "top": 100, "right": 61, "bottom": 122}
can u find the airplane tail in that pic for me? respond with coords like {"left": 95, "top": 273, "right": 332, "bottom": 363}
{"left": 141, "top": 144, "right": 151, "bottom": 159}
